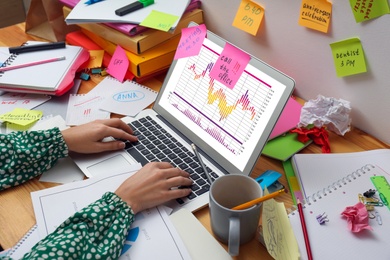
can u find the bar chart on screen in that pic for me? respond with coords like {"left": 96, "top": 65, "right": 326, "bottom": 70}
{"left": 167, "top": 48, "right": 275, "bottom": 156}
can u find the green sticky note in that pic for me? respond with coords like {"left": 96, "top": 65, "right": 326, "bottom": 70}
{"left": 140, "top": 10, "right": 179, "bottom": 32}
{"left": 330, "top": 38, "right": 367, "bottom": 77}
{"left": 0, "top": 108, "right": 42, "bottom": 126}
{"left": 349, "top": 0, "right": 390, "bottom": 23}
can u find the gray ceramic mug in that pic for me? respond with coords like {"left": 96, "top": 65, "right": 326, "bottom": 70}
{"left": 209, "top": 174, "right": 263, "bottom": 256}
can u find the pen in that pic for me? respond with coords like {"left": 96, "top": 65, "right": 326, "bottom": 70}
{"left": 115, "top": 0, "right": 155, "bottom": 16}
{"left": 231, "top": 189, "right": 286, "bottom": 210}
{"left": 191, "top": 143, "right": 213, "bottom": 184}
{"left": 297, "top": 199, "right": 313, "bottom": 260}
{"left": 9, "top": 42, "right": 66, "bottom": 54}
{"left": 0, "top": 56, "right": 66, "bottom": 72}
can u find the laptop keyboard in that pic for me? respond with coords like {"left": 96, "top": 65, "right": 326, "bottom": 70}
{"left": 121, "top": 116, "right": 220, "bottom": 204}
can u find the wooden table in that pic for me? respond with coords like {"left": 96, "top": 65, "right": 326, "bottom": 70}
{"left": 1, "top": 23, "right": 389, "bottom": 259}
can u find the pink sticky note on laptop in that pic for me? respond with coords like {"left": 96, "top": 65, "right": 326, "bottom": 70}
{"left": 209, "top": 42, "right": 250, "bottom": 90}
{"left": 174, "top": 24, "right": 207, "bottom": 60}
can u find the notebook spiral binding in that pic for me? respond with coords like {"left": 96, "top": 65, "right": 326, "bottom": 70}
{"left": 288, "top": 164, "right": 375, "bottom": 214}
{"left": 0, "top": 43, "right": 27, "bottom": 77}
{"left": 7, "top": 224, "right": 38, "bottom": 257}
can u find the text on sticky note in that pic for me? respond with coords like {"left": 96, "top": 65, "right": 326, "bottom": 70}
{"left": 232, "top": 0, "right": 264, "bottom": 36}
{"left": 330, "top": 38, "right": 367, "bottom": 77}
{"left": 174, "top": 24, "right": 207, "bottom": 60}
{"left": 298, "top": 0, "right": 332, "bottom": 33}
{"left": 209, "top": 43, "right": 251, "bottom": 89}
{"left": 349, "top": 0, "right": 390, "bottom": 23}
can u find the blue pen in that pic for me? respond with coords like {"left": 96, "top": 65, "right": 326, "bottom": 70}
{"left": 85, "top": 0, "right": 104, "bottom": 5}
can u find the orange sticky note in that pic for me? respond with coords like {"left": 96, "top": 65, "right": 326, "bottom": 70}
{"left": 232, "top": 0, "right": 264, "bottom": 36}
{"left": 87, "top": 50, "right": 104, "bottom": 68}
{"left": 298, "top": 0, "right": 332, "bottom": 33}
{"left": 106, "top": 45, "right": 129, "bottom": 82}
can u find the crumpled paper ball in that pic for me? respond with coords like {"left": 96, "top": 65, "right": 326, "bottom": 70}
{"left": 341, "top": 202, "right": 373, "bottom": 233}
{"left": 299, "top": 95, "right": 351, "bottom": 136}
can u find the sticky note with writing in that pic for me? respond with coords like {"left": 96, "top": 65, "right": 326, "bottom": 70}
{"left": 209, "top": 43, "right": 251, "bottom": 90}
{"left": 232, "top": 0, "right": 264, "bottom": 36}
{"left": 298, "top": 0, "right": 332, "bottom": 33}
{"left": 330, "top": 38, "right": 367, "bottom": 77}
{"left": 349, "top": 0, "right": 390, "bottom": 23}
{"left": 140, "top": 10, "right": 179, "bottom": 32}
{"left": 174, "top": 24, "right": 207, "bottom": 60}
{"left": 0, "top": 108, "right": 42, "bottom": 126}
{"left": 107, "top": 45, "right": 129, "bottom": 82}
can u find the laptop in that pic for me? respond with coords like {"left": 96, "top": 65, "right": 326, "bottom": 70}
{"left": 71, "top": 24, "right": 295, "bottom": 213}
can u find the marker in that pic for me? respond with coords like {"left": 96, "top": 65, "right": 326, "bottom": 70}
{"left": 115, "top": 0, "right": 154, "bottom": 16}
{"left": 9, "top": 42, "right": 66, "bottom": 54}
{"left": 0, "top": 56, "right": 66, "bottom": 72}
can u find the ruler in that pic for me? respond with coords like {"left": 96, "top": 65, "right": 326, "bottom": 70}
{"left": 371, "top": 176, "right": 390, "bottom": 211}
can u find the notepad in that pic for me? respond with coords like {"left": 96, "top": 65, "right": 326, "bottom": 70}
{"left": 0, "top": 41, "right": 89, "bottom": 95}
{"left": 288, "top": 164, "right": 390, "bottom": 259}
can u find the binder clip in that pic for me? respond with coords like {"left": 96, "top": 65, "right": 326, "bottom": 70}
{"left": 255, "top": 170, "right": 285, "bottom": 193}
{"left": 363, "top": 189, "right": 376, "bottom": 198}
{"left": 316, "top": 212, "right": 329, "bottom": 225}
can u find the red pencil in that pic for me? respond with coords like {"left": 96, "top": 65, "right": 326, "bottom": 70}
{"left": 297, "top": 199, "right": 313, "bottom": 260}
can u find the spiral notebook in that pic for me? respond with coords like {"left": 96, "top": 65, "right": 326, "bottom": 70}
{"left": 288, "top": 164, "right": 390, "bottom": 260}
{"left": 0, "top": 41, "right": 89, "bottom": 96}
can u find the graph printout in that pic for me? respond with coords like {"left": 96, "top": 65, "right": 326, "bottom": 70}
{"left": 159, "top": 38, "right": 287, "bottom": 171}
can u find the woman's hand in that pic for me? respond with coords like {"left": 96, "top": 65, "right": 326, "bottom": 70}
{"left": 61, "top": 118, "right": 137, "bottom": 153}
{"left": 115, "top": 162, "right": 193, "bottom": 214}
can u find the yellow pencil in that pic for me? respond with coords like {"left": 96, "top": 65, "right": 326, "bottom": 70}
{"left": 231, "top": 189, "right": 286, "bottom": 210}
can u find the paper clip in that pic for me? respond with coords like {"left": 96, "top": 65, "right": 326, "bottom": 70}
{"left": 375, "top": 211, "right": 383, "bottom": 225}
{"left": 316, "top": 212, "right": 329, "bottom": 225}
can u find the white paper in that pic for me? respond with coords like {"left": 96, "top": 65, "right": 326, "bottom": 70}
{"left": 299, "top": 95, "right": 351, "bottom": 135}
{"left": 93, "top": 77, "right": 158, "bottom": 116}
{"left": 66, "top": 93, "right": 110, "bottom": 125}
{"left": 0, "top": 92, "right": 51, "bottom": 115}
{"left": 31, "top": 164, "right": 191, "bottom": 259}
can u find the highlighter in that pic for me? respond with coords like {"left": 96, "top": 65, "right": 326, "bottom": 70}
{"left": 115, "top": 0, "right": 155, "bottom": 16}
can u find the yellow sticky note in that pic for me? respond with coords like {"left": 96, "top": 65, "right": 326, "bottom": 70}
{"left": 262, "top": 198, "right": 300, "bottom": 260}
{"left": 0, "top": 108, "right": 42, "bottom": 126}
{"left": 87, "top": 50, "right": 104, "bottom": 68}
{"left": 140, "top": 10, "right": 179, "bottom": 32}
{"left": 232, "top": 0, "right": 264, "bottom": 36}
{"left": 298, "top": 0, "right": 332, "bottom": 33}
{"left": 330, "top": 38, "right": 367, "bottom": 77}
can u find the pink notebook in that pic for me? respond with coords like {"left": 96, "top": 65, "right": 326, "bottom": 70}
{"left": 269, "top": 97, "right": 302, "bottom": 140}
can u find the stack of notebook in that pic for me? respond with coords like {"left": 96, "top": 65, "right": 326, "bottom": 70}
{"left": 59, "top": 0, "right": 204, "bottom": 80}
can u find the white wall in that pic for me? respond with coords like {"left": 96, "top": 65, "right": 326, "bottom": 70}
{"left": 201, "top": 0, "right": 390, "bottom": 144}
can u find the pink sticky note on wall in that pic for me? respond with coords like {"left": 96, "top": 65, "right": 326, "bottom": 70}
{"left": 209, "top": 43, "right": 250, "bottom": 89}
{"left": 174, "top": 24, "right": 207, "bottom": 60}
{"left": 106, "top": 45, "right": 129, "bottom": 82}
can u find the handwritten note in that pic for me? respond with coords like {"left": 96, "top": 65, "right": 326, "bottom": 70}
{"left": 232, "top": 0, "right": 264, "bottom": 36}
{"left": 107, "top": 45, "right": 129, "bottom": 82}
{"left": 0, "top": 108, "right": 42, "bottom": 126}
{"left": 298, "top": 0, "right": 332, "bottom": 33}
{"left": 349, "top": 0, "right": 390, "bottom": 23}
{"left": 174, "top": 24, "right": 207, "bottom": 60}
{"left": 87, "top": 50, "right": 104, "bottom": 68}
{"left": 0, "top": 93, "right": 51, "bottom": 115}
{"left": 209, "top": 43, "right": 250, "bottom": 90}
{"left": 330, "top": 38, "right": 367, "bottom": 77}
{"left": 140, "top": 10, "right": 179, "bottom": 32}
{"left": 262, "top": 198, "right": 300, "bottom": 260}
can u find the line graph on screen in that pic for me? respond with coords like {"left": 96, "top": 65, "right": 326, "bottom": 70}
{"left": 167, "top": 47, "right": 275, "bottom": 156}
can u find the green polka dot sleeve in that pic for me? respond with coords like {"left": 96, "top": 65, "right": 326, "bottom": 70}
{"left": 0, "top": 128, "right": 68, "bottom": 191}
{"left": 21, "top": 192, "right": 135, "bottom": 260}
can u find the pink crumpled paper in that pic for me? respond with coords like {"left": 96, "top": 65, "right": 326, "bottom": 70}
{"left": 341, "top": 202, "right": 373, "bottom": 233}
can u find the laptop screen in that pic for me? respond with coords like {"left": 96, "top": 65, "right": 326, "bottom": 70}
{"left": 155, "top": 26, "right": 295, "bottom": 176}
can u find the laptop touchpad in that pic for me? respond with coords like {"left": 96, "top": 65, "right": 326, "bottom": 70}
{"left": 87, "top": 154, "right": 132, "bottom": 177}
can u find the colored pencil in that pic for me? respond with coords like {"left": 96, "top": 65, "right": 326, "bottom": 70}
{"left": 231, "top": 189, "right": 285, "bottom": 210}
{"left": 0, "top": 56, "right": 66, "bottom": 72}
{"left": 297, "top": 199, "right": 313, "bottom": 260}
